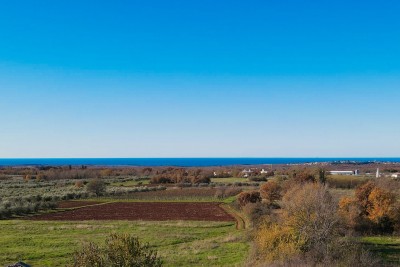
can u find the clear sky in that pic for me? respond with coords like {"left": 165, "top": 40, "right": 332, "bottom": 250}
{"left": 1, "top": 0, "right": 400, "bottom": 158}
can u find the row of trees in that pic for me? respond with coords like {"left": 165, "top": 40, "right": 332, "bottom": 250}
{"left": 150, "top": 168, "right": 211, "bottom": 184}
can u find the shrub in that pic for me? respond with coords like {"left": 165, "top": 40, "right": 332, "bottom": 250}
{"left": 237, "top": 191, "right": 261, "bottom": 208}
{"left": 75, "top": 180, "right": 84, "bottom": 188}
{"left": 260, "top": 180, "right": 282, "bottom": 206}
{"left": 242, "top": 202, "right": 271, "bottom": 225}
{"left": 73, "top": 233, "right": 162, "bottom": 267}
{"left": 255, "top": 223, "right": 302, "bottom": 263}
{"left": 86, "top": 179, "right": 106, "bottom": 196}
{"left": 339, "top": 181, "right": 399, "bottom": 234}
{"left": 253, "top": 183, "right": 364, "bottom": 266}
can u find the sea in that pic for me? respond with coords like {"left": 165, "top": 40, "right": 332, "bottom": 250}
{"left": 0, "top": 158, "right": 399, "bottom": 167}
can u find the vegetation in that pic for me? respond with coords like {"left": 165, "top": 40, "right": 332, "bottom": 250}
{"left": 2, "top": 164, "right": 400, "bottom": 266}
{"left": 251, "top": 182, "right": 379, "bottom": 266}
{"left": 230, "top": 167, "right": 400, "bottom": 266}
{"left": 259, "top": 180, "right": 281, "bottom": 206}
{"left": 73, "top": 233, "right": 162, "bottom": 267}
{"left": 339, "top": 180, "right": 400, "bottom": 234}
{"left": 210, "top": 177, "right": 247, "bottom": 184}
{"left": 86, "top": 179, "right": 107, "bottom": 196}
{"left": 327, "top": 174, "right": 372, "bottom": 189}
{"left": 0, "top": 220, "right": 248, "bottom": 266}
{"left": 237, "top": 191, "right": 261, "bottom": 207}
{"left": 0, "top": 176, "right": 166, "bottom": 219}
{"left": 150, "top": 168, "right": 211, "bottom": 184}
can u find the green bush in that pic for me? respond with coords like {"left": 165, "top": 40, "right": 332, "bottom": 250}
{"left": 73, "top": 233, "right": 162, "bottom": 267}
{"left": 86, "top": 179, "right": 107, "bottom": 196}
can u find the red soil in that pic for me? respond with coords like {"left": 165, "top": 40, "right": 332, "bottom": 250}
{"left": 31, "top": 202, "right": 235, "bottom": 222}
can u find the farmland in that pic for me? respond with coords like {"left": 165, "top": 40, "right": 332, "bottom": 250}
{"left": 30, "top": 202, "right": 235, "bottom": 221}
{"left": 0, "top": 220, "right": 248, "bottom": 266}
{"left": 0, "top": 169, "right": 252, "bottom": 266}
{"left": 1, "top": 163, "right": 400, "bottom": 266}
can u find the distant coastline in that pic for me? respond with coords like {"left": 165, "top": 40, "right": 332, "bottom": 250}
{"left": 0, "top": 158, "right": 400, "bottom": 167}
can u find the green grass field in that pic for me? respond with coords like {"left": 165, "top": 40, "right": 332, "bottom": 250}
{"left": 210, "top": 177, "right": 247, "bottom": 183}
{"left": 327, "top": 175, "right": 371, "bottom": 189}
{"left": 0, "top": 220, "right": 248, "bottom": 267}
{"left": 361, "top": 236, "right": 400, "bottom": 265}
{"left": 110, "top": 179, "right": 151, "bottom": 187}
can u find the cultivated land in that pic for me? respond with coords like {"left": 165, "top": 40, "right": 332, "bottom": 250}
{"left": 1, "top": 162, "right": 400, "bottom": 266}
{"left": 30, "top": 202, "right": 235, "bottom": 221}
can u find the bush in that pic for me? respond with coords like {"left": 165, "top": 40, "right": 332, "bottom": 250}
{"left": 237, "top": 191, "right": 261, "bottom": 208}
{"left": 73, "top": 233, "right": 162, "bottom": 267}
{"left": 75, "top": 180, "right": 84, "bottom": 188}
{"left": 253, "top": 183, "right": 379, "bottom": 266}
{"left": 339, "top": 181, "right": 399, "bottom": 234}
{"left": 86, "top": 179, "right": 106, "bottom": 196}
{"left": 260, "top": 180, "right": 282, "bottom": 206}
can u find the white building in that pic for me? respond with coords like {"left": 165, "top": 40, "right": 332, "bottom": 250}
{"left": 329, "top": 171, "right": 354, "bottom": 176}
{"left": 241, "top": 169, "right": 253, "bottom": 178}
{"left": 391, "top": 173, "right": 400, "bottom": 178}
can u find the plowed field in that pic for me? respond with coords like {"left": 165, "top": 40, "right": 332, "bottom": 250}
{"left": 31, "top": 202, "right": 234, "bottom": 221}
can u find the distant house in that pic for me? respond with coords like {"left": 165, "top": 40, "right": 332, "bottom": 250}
{"left": 241, "top": 169, "right": 253, "bottom": 178}
{"left": 329, "top": 171, "right": 354, "bottom": 176}
{"left": 260, "top": 169, "right": 269, "bottom": 174}
{"left": 391, "top": 173, "right": 400, "bottom": 179}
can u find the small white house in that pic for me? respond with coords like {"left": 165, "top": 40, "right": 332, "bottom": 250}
{"left": 260, "top": 169, "right": 269, "bottom": 174}
{"left": 391, "top": 173, "right": 400, "bottom": 178}
{"left": 241, "top": 169, "right": 253, "bottom": 178}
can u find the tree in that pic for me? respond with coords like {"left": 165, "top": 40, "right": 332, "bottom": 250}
{"left": 317, "top": 168, "right": 327, "bottom": 184}
{"left": 355, "top": 181, "right": 376, "bottom": 216}
{"left": 339, "top": 181, "right": 399, "bottom": 233}
{"left": 291, "top": 169, "right": 315, "bottom": 183}
{"left": 73, "top": 233, "right": 162, "bottom": 267}
{"left": 237, "top": 191, "right": 261, "bottom": 207}
{"left": 260, "top": 180, "right": 282, "bottom": 206}
{"left": 254, "top": 183, "right": 379, "bottom": 266}
{"left": 281, "top": 183, "right": 339, "bottom": 257}
{"left": 86, "top": 179, "right": 106, "bottom": 196}
{"left": 367, "top": 187, "right": 396, "bottom": 223}
{"left": 100, "top": 169, "right": 113, "bottom": 177}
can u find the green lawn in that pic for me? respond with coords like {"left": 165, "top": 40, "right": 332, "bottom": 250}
{"left": 362, "top": 236, "right": 400, "bottom": 265}
{"left": 210, "top": 177, "right": 248, "bottom": 183}
{"left": 0, "top": 220, "right": 248, "bottom": 267}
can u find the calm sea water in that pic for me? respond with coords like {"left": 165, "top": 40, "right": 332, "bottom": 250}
{"left": 0, "top": 158, "right": 399, "bottom": 167}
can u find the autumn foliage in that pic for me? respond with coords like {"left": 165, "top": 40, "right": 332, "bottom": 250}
{"left": 237, "top": 191, "right": 261, "bottom": 207}
{"left": 254, "top": 183, "right": 377, "bottom": 266}
{"left": 339, "top": 181, "right": 399, "bottom": 233}
{"left": 259, "top": 180, "right": 282, "bottom": 205}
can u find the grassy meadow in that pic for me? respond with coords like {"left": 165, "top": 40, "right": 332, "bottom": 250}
{"left": 210, "top": 177, "right": 248, "bottom": 184}
{"left": 362, "top": 236, "right": 400, "bottom": 265}
{"left": 0, "top": 220, "right": 249, "bottom": 266}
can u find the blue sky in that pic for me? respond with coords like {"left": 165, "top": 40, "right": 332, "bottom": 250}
{"left": 1, "top": 0, "right": 400, "bottom": 157}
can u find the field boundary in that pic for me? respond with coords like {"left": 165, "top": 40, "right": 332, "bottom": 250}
{"left": 220, "top": 204, "right": 247, "bottom": 230}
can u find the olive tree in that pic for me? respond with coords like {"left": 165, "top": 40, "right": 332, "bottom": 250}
{"left": 86, "top": 179, "right": 106, "bottom": 196}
